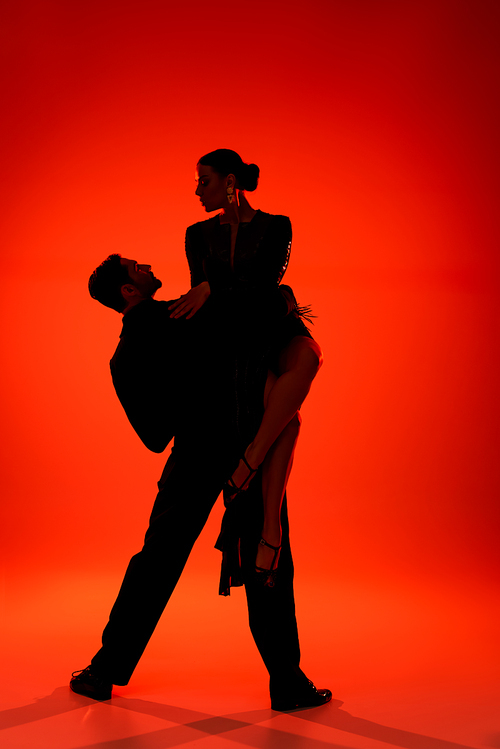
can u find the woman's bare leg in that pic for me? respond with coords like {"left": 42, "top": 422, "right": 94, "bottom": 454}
{"left": 230, "top": 335, "right": 323, "bottom": 489}
{"left": 227, "top": 335, "right": 322, "bottom": 577}
{"left": 256, "top": 412, "right": 301, "bottom": 573}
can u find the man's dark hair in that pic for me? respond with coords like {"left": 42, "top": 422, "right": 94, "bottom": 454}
{"left": 88, "top": 254, "right": 132, "bottom": 312}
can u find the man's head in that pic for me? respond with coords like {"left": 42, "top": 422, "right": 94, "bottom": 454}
{"left": 89, "top": 254, "right": 162, "bottom": 313}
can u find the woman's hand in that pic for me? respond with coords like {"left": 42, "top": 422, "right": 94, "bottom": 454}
{"left": 168, "top": 281, "right": 210, "bottom": 319}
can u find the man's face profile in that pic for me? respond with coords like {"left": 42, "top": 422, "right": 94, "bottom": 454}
{"left": 120, "top": 258, "right": 162, "bottom": 298}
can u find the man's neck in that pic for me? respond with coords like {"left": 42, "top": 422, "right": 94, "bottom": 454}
{"left": 122, "top": 296, "right": 151, "bottom": 316}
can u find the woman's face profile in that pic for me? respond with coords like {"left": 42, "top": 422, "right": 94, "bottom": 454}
{"left": 195, "top": 164, "right": 227, "bottom": 212}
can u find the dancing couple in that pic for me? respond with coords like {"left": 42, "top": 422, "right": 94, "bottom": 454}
{"left": 70, "top": 149, "right": 331, "bottom": 711}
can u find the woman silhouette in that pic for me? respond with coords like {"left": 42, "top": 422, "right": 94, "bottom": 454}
{"left": 169, "top": 149, "right": 323, "bottom": 587}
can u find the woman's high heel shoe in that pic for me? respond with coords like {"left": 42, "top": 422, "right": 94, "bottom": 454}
{"left": 255, "top": 537, "right": 281, "bottom": 587}
{"left": 223, "top": 453, "right": 258, "bottom": 505}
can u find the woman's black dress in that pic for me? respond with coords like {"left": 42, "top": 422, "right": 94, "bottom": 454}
{"left": 185, "top": 210, "right": 311, "bottom": 435}
{"left": 185, "top": 209, "right": 312, "bottom": 594}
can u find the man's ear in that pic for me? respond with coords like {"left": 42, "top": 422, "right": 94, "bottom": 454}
{"left": 121, "top": 283, "right": 140, "bottom": 301}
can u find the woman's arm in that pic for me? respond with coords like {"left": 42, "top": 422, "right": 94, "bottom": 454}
{"left": 185, "top": 225, "right": 207, "bottom": 287}
{"left": 243, "top": 214, "right": 292, "bottom": 287}
{"left": 265, "top": 215, "right": 292, "bottom": 285}
{"left": 168, "top": 281, "right": 210, "bottom": 319}
{"left": 169, "top": 226, "right": 211, "bottom": 318}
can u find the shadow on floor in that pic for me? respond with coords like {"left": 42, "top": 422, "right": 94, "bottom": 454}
{"left": 0, "top": 686, "right": 479, "bottom": 749}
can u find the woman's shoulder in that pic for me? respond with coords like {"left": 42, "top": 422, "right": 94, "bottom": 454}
{"left": 258, "top": 210, "right": 290, "bottom": 220}
{"left": 256, "top": 211, "right": 292, "bottom": 237}
{"left": 186, "top": 215, "right": 220, "bottom": 235}
{"left": 258, "top": 211, "right": 291, "bottom": 226}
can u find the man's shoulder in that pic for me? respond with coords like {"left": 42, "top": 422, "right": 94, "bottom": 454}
{"left": 113, "top": 298, "right": 203, "bottom": 352}
{"left": 116, "top": 300, "right": 176, "bottom": 347}
{"left": 110, "top": 300, "right": 180, "bottom": 369}
{"left": 122, "top": 298, "right": 173, "bottom": 324}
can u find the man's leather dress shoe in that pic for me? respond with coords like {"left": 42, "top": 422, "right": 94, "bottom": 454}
{"left": 271, "top": 679, "right": 332, "bottom": 711}
{"left": 70, "top": 666, "right": 112, "bottom": 701}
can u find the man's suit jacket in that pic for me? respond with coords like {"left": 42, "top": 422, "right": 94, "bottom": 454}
{"left": 110, "top": 298, "right": 213, "bottom": 453}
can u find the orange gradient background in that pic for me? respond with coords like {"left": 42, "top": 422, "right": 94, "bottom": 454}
{"left": 1, "top": 0, "right": 499, "bottom": 733}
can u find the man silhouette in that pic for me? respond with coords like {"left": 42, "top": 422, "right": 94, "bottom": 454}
{"left": 70, "top": 253, "right": 331, "bottom": 711}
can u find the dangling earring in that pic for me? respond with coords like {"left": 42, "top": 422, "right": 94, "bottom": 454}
{"left": 226, "top": 186, "right": 234, "bottom": 204}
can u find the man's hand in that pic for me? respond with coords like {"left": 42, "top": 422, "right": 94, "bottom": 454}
{"left": 168, "top": 282, "right": 210, "bottom": 319}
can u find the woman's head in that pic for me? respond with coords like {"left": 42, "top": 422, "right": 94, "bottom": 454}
{"left": 195, "top": 149, "right": 260, "bottom": 212}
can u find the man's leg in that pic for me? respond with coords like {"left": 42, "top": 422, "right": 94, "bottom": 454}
{"left": 240, "top": 491, "right": 305, "bottom": 686}
{"left": 88, "top": 447, "right": 227, "bottom": 686}
{"left": 240, "top": 488, "right": 331, "bottom": 710}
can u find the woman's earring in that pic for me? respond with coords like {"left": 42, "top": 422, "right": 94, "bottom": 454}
{"left": 227, "top": 186, "right": 234, "bottom": 204}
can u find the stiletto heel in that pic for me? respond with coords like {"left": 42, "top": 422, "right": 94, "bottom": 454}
{"left": 223, "top": 453, "right": 258, "bottom": 505}
{"left": 255, "top": 537, "right": 281, "bottom": 587}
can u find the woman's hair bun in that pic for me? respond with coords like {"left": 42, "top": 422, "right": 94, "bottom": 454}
{"left": 242, "top": 162, "right": 260, "bottom": 191}
{"left": 198, "top": 149, "right": 260, "bottom": 191}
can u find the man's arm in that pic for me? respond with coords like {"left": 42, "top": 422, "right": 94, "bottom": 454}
{"left": 110, "top": 337, "right": 176, "bottom": 453}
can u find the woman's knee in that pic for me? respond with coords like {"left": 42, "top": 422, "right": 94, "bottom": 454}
{"left": 298, "top": 340, "right": 323, "bottom": 379}
{"left": 308, "top": 341, "right": 323, "bottom": 373}
{"left": 280, "top": 336, "right": 323, "bottom": 376}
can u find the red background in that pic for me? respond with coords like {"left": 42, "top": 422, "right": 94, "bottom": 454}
{"left": 1, "top": 0, "right": 499, "bottom": 700}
